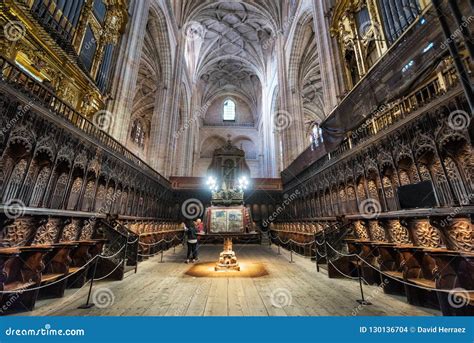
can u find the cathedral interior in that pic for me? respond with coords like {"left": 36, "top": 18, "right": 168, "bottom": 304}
{"left": 0, "top": 0, "right": 473, "bottom": 317}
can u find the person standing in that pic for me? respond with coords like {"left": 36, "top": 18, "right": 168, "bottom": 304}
{"left": 195, "top": 218, "right": 204, "bottom": 234}
{"left": 184, "top": 220, "right": 198, "bottom": 263}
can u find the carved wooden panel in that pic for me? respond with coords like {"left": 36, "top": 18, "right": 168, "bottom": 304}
{"left": 353, "top": 221, "right": 369, "bottom": 240}
{"left": 61, "top": 219, "right": 81, "bottom": 242}
{"left": 32, "top": 218, "right": 60, "bottom": 245}
{"left": 387, "top": 220, "right": 411, "bottom": 245}
{"left": 368, "top": 221, "right": 386, "bottom": 242}
{"left": 412, "top": 220, "right": 443, "bottom": 248}
{"left": 0, "top": 218, "right": 34, "bottom": 246}
{"left": 79, "top": 220, "right": 94, "bottom": 240}
{"left": 446, "top": 219, "right": 473, "bottom": 252}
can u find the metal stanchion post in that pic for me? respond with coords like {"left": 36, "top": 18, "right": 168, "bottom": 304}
{"left": 135, "top": 241, "right": 139, "bottom": 274}
{"left": 315, "top": 234, "right": 320, "bottom": 272}
{"left": 356, "top": 261, "right": 372, "bottom": 305}
{"left": 289, "top": 241, "right": 295, "bottom": 263}
{"left": 277, "top": 244, "right": 281, "bottom": 255}
{"left": 122, "top": 235, "right": 128, "bottom": 273}
{"left": 78, "top": 257, "right": 98, "bottom": 309}
{"left": 160, "top": 248, "right": 164, "bottom": 263}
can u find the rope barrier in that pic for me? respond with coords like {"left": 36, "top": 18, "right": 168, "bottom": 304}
{"left": 138, "top": 235, "right": 181, "bottom": 247}
{"left": 0, "top": 255, "right": 98, "bottom": 294}
{"left": 98, "top": 245, "right": 126, "bottom": 259}
{"left": 93, "top": 259, "right": 125, "bottom": 281}
{"left": 138, "top": 250, "right": 166, "bottom": 258}
{"left": 271, "top": 231, "right": 474, "bottom": 295}
{"left": 269, "top": 232, "right": 315, "bottom": 247}
{"left": 327, "top": 259, "right": 370, "bottom": 284}
{"left": 127, "top": 237, "right": 139, "bottom": 244}
{"left": 0, "top": 240, "right": 132, "bottom": 294}
{"left": 324, "top": 242, "right": 474, "bottom": 293}
{"left": 325, "top": 242, "right": 359, "bottom": 258}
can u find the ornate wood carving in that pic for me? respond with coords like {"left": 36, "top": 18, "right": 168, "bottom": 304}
{"left": 446, "top": 219, "right": 473, "bottom": 253}
{"left": 387, "top": 220, "right": 411, "bottom": 245}
{"left": 32, "top": 218, "right": 60, "bottom": 245}
{"left": 413, "top": 220, "right": 443, "bottom": 248}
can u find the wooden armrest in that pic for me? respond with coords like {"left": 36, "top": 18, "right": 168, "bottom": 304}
{"left": 68, "top": 267, "right": 83, "bottom": 274}
{"left": 18, "top": 246, "right": 53, "bottom": 252}
{"left": 51, "top": 242, "right": 79, "bottom": 248}
{"left": 71, "top": 241, "right": 96, "bottom": 246}
{"left": 384, "top": 271, "right": 404, "bottom": 279}
{"left": 407, "top": 278, "right": 436, "bottom": 289}
{"left": 4, "top": 280, "right": 36, "bottom": 291}
{"left": 0, "top": 247, "right": 21, "bottom": 256}
{"left": 41, "top": 273, "right": 65, "bottom": 283}
{"left": 91, "top": 238, "right": 108, "bottom": 243}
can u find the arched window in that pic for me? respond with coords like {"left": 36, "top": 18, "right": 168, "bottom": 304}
{"left": 310, "top": 124, "right": 323, "bottom": 150}
{"left": 130, "top": 119, "right": 145, "bottom": 148}
{"left": 223, "top": 99, "right": 236, "bottom": 121}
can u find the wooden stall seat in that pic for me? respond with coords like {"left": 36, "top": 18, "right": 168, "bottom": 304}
{"left": 344, "top": 239, "right": 380, "bottom": 285}
{"left": 39, "top": 242, "right": 78, "bottom": 298}
{"left": 372, "top": 243, "right": 406, "bottom": 295}
{"left": 0, "top": 246, "right": 51, "bottom": 313}
{"left": 425, "top": 248, "right": 474, "bottom": 315}
{"left": 66, "top": 240, "right": 97, "bottom": 288}
{"left": 396, "top": 246, "right": 440, "bottom": 309}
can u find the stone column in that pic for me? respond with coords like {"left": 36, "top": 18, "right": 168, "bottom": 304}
{"left": 311, "top": 0, "right": 345, "bottom": 115}
{"left": 107, "top": 0, "right": 150, "bottom": 143}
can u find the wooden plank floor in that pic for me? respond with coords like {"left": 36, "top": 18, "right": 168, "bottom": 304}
{"left": 18, "top": 245, "right": 439, "bottom": 316}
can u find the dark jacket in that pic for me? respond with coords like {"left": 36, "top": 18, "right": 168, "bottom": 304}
{"left": 185, "top": 226, "right": 197, "bottom": 241}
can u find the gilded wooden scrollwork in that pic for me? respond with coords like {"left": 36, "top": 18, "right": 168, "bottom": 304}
{"left": 368, "top": 221, "right": 386, "bottom": 242}
{"left": 61, "top": 219, "right": 81, "bottom": 242}
{"left": 413, "top": 220, "right": 442, "bottom": 248}
{"left": 0, "top": 218, "right": 34, "bottom": 246}
{"left": 32, "top": 219, "right": 60, "bottom": 245}
{"left": 388, "top": 220, "right": 411, "bottom": 245}
{"left": 354, "top": 220, "right": 369, "bottom": 240}
{"left": 446, "top": 219, "right": 473, "bottom": 252}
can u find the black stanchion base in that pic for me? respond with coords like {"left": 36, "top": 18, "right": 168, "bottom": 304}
{"left": 356, "top": 300, "right": 372, "bottom": 305}
{"left": 78, "top": 303, "right": 95, "bottom": 309}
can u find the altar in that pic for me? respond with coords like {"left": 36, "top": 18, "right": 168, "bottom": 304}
{"left": 199, "top": 138, "right": 261, "bottom": 244}
{"left": 199, "top": 205, "right": 260, "bottom": 244}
